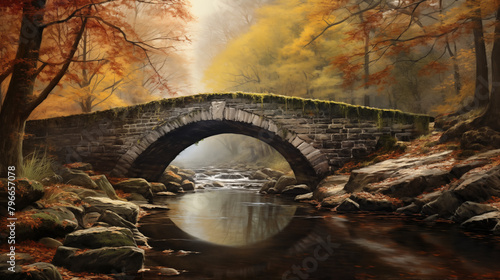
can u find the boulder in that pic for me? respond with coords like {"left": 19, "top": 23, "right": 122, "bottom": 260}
{"left": 52, "top": 245, "right": 144, "bottom": 273}
{"left": 349, "top": 194, "right": 397, "bottom": 212}
{"left": 295, "top": 192, "right": 313, "bottom": 201}
{"left": 460, "top": 127, "right": 500, "bottom": 149}
{"left": 160, "top": 170, "right": 183, "bottom": 185}
{"left": 336, "top": 198, "right": 360, "bottom": 212}
{"left": 83, "top": 197, "right": 140, "bottom": 224}
{"left": 91, "top": 175, "right": 119, "bottom": 200}
{"left": 150, "top": 182, "right": 167, "bottom": 193}
{"left": 124, "top": 193, "right": 149, "bottom": 202}
{"left": 251, "top": 170, "right": 269, "bottom": 180}
{"left": 344, "top": 151, "right": 452, "bottom": 193}
{"left": 164, "top": 182, "right": 183, "bottom": 193}
{"left": 39, "top": 237, "right": 63, "bottom": 248}
{"left": 396, "top": 202, "right": 421, "bottom": 215}
{"left": 65, "top": 187, "right": 105, "bottom": 200}
{"left": 213, "top": 181, "right": 225, "bottom": 188}
{"left": 60, "top": 168, "right": 98, "bottom": 189}
{"left": 451, "top": 165, "right": 500, "bottom": 202}
{"left": 0, "top": 262, "right": 62, "bottom": 280}
{"left": 320, "top": 195, "right": 348, "bottom": 209}
{"left": 313, "top": 175, "right": 349, "bottom": 201}
{"left": 460, "top": 211, "right": 500, "bottom": 231}
{"left": 166, "top": 165, "right": 180, "bottom": 174}
{"left": 0, "top": 178, "right": 44, "bottom": 210}
{"left": 156, "top": 191, "right": 177, "bottom": 196}
{"left": 281, "top": 184, "right": 311, "bottom": 196}
{"left": 181, "top": 180, "right": 195, "bottom": 191}
{"left": 17, "top": 207, "right": 78, "bottom": 240}
{"left": 452, "top": 201, "right": 498, "bottom": 223}
{"left": 274, "top": 176, "right": 297, "bottom": 193}
{"left": 82, "top": 212, "right": 101, "bottom": 228}
{"left": 421, "top": 191, "right": 463, "bottom": 218}
{"left": 260, "top": 168, "right": 285, "bottom": 179}
{"left": 113, "top": 178, "right": 153, "bottom": 201}
{"left": 259, "top": 180, "right": 276, "bottom": 193}
{"left": 63, "top": 227, "right": 136, "bottom": 249}
{"left": 0, "top": 252, "right": 33, "bottom": 265}
{"left": 97, "top": 210, "right": 149, "bottom": 246}
{"left": 178, "top": 170, "right": 195, "bottom": 181}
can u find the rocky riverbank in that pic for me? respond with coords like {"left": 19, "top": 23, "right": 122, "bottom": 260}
{"left": 259, "top": 132, "right": 500, "bottom": 235}
{"left": 0, "top": 163, "right": 195, "bottom": 279}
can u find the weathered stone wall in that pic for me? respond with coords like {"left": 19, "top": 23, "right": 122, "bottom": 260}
{"left": 24, "top": 93, "right": 431, "bottom": 185}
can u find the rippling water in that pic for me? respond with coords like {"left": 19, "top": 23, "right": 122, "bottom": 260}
{"left": 137, "top": 169, "right": 500, "bottom": 280}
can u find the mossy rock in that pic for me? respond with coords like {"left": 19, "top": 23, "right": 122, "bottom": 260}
{"left": 63, "top": 226, "right": 137, "bottom": 249}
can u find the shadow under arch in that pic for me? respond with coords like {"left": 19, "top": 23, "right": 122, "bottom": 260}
{"left": 111, "top": 106, "right": 329, "bottom": 187}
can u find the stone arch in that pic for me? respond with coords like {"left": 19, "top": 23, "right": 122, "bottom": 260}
{"left": 111, "top": 102, "right": 329, "bottom": 186}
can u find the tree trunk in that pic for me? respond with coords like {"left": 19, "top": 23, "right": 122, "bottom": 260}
{"left": 470, "top": 0, "right": 489, "bottom": 108}
{"left": 0, "top": 1, "right": 46, "bottom": 177}
{"left": 481, "top": 4, "right": 500, "bottom": 130}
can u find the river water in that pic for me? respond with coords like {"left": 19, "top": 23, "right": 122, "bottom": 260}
{"left": 137, "top": 168, "right": 500, "bottom": 280}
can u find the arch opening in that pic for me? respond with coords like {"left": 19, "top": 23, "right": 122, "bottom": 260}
{"left": 125, "top": 119, "right": 324, "bottom": 187}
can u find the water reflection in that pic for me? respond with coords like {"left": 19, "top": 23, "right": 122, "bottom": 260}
{"left": 167, "top": 189, "right": 297, "bottom": 246}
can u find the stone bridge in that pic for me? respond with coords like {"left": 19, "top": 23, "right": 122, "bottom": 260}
{"left": 24, "top": 93, "right": 431, "bottom": 186}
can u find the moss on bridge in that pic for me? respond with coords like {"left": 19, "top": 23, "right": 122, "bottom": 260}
{"left": 28, "top": 92, "right": 432, "bottom": 134}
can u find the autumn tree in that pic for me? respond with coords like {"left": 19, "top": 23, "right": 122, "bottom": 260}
{"left": 0, "top": 0, "right": 191, "bottom": 177}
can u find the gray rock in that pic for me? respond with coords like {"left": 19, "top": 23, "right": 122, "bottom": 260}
{"left": 0, "top": 252, "right": 33, "bottom": 265}
{"left": 113, "top": 178, "right": 153, "bottom": 201}
{"left": 41, "top": 174, "right": 63, "bottom": 186}
{"left": 295, "top": 192, "right": 313, "bottom": 201}
{"left": 252, "top": 170, "right": 270, "bottom": 180}
{"left": 396, "top": 202, "right": 421, "bottom": 215}
{"left": 451, "top": 165, "right": 500, "bottom": 202}
{"left": 125, "top": 192, "right": 149, "bottom": 202}
{"left": 344, "top": 151, "right": 452, "bottom": 193}
{"left": 313, "top": 175, "right": 349, "bottom": 201}
{"left": 349, "top": 194, "right": 397, "bottom": 212}
{"left": 336, "top": 198, "right": 360, "bottom": 212}
{"left": 17, "top": 207, "right": 78, "bottom": 240}
{"left": 65, "top": 187, "right": 105, "bottom": 200}
{"left": 181, "top": 180, "right": 195, "bottom": 191}
{"left": 82, "top": 212, "right": 101, "bottom": 228}
{"left": 63, "top": 226, "right": 136, "bottom": 249}
{"left": 178, "top": 171, "right": 195, "bottom": 181}
{"left": 281, "top": 184, "right": 311, "bottom": 196}
{"left": 213, "top": 181, "right": 224, "bottom": 188}
{"left": 320, "top": 195, "right": 347, "bottom": 209}
{"left": 91, "top": 175, "right": 119, "bottom": 200}
{"left": 150, "top": 182, "right": 167, "bottom": 193}
{"left": 452, "top": 201, "right": 498, "bottom": 223}
{"left": 274, "top": 176, "right": 297, "bottom": 193}
{"left": 60, "top": 168, "right": 98, "bottom": 189}
{"left": 156, "top": 191, "right": 177, "bottom": 196}
{"left": 461, "top": 211, "right": 500, "bottom": 231}
{"left": 83, "top": 197, "right": 140, "bottom": 224}
{"left": 421, "top": 191, "right": 463, "bottom": 218}
{"left": 259, "top": 180, "right": 276, "bottom": 193}
{"left": 0, "top": 178, "right": 44, "bottom": 210}
{"left": 0, "top": 262, "right": 62, "bottom": 280}
{"left": 97, "top": 210, "right": 149, "bottom": 246}
{"left": 159, "top": 267, "right": 181, "bottom": 276}
{"left": 450, "top": 160, "right": 489, "bottom": 179}
{"left": 260, "top": 168, "right": 285, "bottom": 179}
{"left": 160, "top": 170, "right": 183, "bottom": 185}
{"left": 53, "top": 245, "right": 144, "bottom": 273}
{"left": 165, "top": 181, "right": 183, "bottom": 192}
{"left": 38, "top": 237, "right": 63, "bottom": 248}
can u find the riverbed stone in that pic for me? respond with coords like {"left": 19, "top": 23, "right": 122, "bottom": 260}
{"left": 97, "top": 210, "right": 149, "bottom": 246}
{"left": 349, "top": 194, "right": 397, "bottom": 212}
{"left": 17, "top": 207, "right": 78, "bottom": 240}
{"left": 252, "top": 170, "right": 270, "bottom": 180}
{"left": 213, "top": 181, "right": 225, "bottom": 188}
{"left": 274, "top": 176, "right": 297, "bottom": 193}
{"left": 460, "top": 211, "right": 500, "bottom": 231}
{"left": 396, "top": 202, "right": 421, "bottom": 215}
{"left": 181, "top": 179, "right": 195, "bottom": 191}
{"left": 0, "top": 262, "right": 62, "bottom": 280}
{"left": 60, "top": 168, "right": 98, "bottom": 189}
{"left": 39, "top": 237, "right": 63, "bottom": 248}
{"left": 0, "top": 178, "right": 45, "bottom": 211}
{"left": 113, "top": 178, "right": 153, "bottom": 200}
{"left": 320, "top": 195, "right": 349, "bottom": 209}
{"left": 91, "top": 175, "right": 120, "bottom": 200}
{"left": 421, "top": 191, "right": 463, "bottom": 218}
{"left": 336, "top": 198, "right": 360, "bottom": 212}
{"left": 295, "top": 192, "right": 313, "bottom": 201}
{"left": 160, "top": 170, "right": 183, "bottom": 185}
{"left": 313, "top": 175, "right": 349, "bottom": 201}
{"left": 164, "top": 181, "right": 183, "bottom": 193}
{"left": 63, "top": 226, "right": 136, "bottom": 249}
{"left": 53, "top": 245, "right": 144, "bottom": 273}
{"left": 83, "top": 196, "right": 140, "bottom": 224}
{"left": 150, "top": 182, "right": 167, "bottom": 193}
{"left": 451, "top": 165, "right": 500, "bottom": 202}
{"left": 259, "top": 180, "right": 276, "bottom": 193}
{"left": 452, "top": 201, "right": 498, "bottom": 223}
{"left": 259, "top": 168, "right": 285, "bottom": 179}
{"left": 281, "top": 184, "right": 311, "bottom": 196}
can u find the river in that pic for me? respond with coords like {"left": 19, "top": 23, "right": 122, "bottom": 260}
{"left": 137, "top": 168, "right": 500, "bottom": 279}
